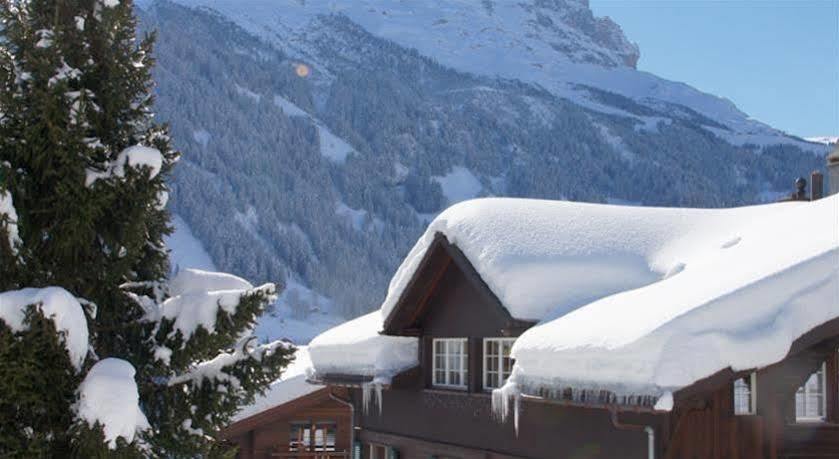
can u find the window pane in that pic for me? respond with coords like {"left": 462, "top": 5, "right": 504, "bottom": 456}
{"left": 433, "top": 339, "right": 467, "bottom": 388}
{"left": 488, "top": 372, "right": 499, "bottom": 389}
{"left": 484, "top": 339, "right": 515, "bottom": 389}
{"left": 289, "top": 422, "right": 308, "bottom": 451}
{"left": 487, "top": 340, "right": 498, "bottom": 358}
{"left": 796, "top": 364, "right": 826, "bottom": 421}
{"left": 733, "top": 376, "right": 752, "bottom": 415}
{"left": 501, "top": 340, "right": 513, "bottom": 357}
{"left": 314, "top": 423, "right": 336, "bottom": 452}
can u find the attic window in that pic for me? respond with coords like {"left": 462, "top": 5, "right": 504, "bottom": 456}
{"left": 796, "top": 363, "right": 827, "bottom": 422}
{"left": 733, "top": 372, "right": 756, "bottom": 415}
{"left": 433, "top": 338, "right": 468, "bottom": 389}
{"left": 483, "top": 338, "right": 515, "bottom": 390}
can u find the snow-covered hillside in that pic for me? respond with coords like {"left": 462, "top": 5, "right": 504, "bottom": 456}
{"left": 164, "top": 0, "right": 822, "bottom": 153}
{"left": 142, "top": 0, "right": 829, "bottom": 342}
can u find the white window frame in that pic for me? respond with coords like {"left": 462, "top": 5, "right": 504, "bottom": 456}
{"left": 432, "top": 338, "right": 468, "bottom": 389}
{"left": 733, "top": 372, "right": 757, "bottom": 415}
{"left": 796, "top": 362, "right": 827, "bottom": 422}
{"left": 483, "top": 338, "right": 515, "bottom": 391}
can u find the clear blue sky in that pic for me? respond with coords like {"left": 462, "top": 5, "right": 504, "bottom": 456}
{"left": 589, "top": 0, "right": 839, "bottom": 138}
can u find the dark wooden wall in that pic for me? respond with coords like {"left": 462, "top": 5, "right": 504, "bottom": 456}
{"left": 226, "top": 390, "right": 352, "bottom": 459}
{"left": 352, "top": 387, "right": 655, "bottom": 459}
{"left": 353, "top": 257, "right": 657, "bottom": 459}
{"left": 665, "top": 339, "right": 839, "bottom": 459}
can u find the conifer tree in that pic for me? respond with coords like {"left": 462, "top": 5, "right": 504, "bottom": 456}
{"left": 0, "top": 0, "right": 293, "bottom": 456}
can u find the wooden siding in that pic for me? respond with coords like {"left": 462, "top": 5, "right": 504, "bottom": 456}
{"left": 356, "top": 251, "right": 656, "bottom": 458}
{"left": 343, "top": 235, "right": 839, "bottom": 459}
{"left": 352, "top": 387, "right": 655, "bottom": 459}
{"left": 224, "top": 389, "right": 352, "bottom": 459}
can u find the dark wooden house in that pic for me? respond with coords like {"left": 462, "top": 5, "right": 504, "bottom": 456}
{"left": 301, "top": 164, "right": 839, "bottom": 459}
{"left": 222, "top": 351, "right": 353, "bottom": 459}
{"left": 312, "top": 235, "right": 839, "bottom": 459}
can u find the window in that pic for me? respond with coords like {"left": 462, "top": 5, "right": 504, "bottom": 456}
{"left": 289, "top": 422, "right": 311, "bottom": 451}
{"left": 433, "top": 338, "right": 468, "bottom": 389}
{"left": 796, "top": 363, "right": 827, "bottom": 422}
{"left": 733, "top": 372, "right": 756, "bottom": 415}
{"left": 289, "top": 421, "right": 336, "bottom": 452}
{"left": 483, "top": 338, "right": 515, "bottom": 390}
{"left": 313, "top": 422, "right": 336, "bottom": 451}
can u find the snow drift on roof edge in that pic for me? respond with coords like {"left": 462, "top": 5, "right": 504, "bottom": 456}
{"left": 308, "top": 196, "right": 837, "bottom": 404}
{"left": 308, "top": 312, "right": 417, "bottom": 383}
{"left": 506, "top": 195, "right": 837, "bottom": 392}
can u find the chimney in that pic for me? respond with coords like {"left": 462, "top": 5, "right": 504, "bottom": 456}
{"left": 829, "top": 143, "right": 839, "bottom": 195}
{"left": 791, "top": 177, "right": 807, "bottom": 201}
{"left": 810, "top": 171, "right": 824, "bottom": 201}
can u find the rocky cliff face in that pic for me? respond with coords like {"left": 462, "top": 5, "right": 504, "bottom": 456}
{"left": 525, "top": 0, "right": 640, "bottom": 68}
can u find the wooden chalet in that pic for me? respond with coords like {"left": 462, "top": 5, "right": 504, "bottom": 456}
{"left": 309, "top": 240, "right": 837, "bottom": 458}
{"left": 222, "top": 351, "right": 353, "bottom": 459}
{"left": 303, "top": 157, "right": 839, "bottom": 458}
{"left": 225, "top": 153, "right": 839, "bottom": 458}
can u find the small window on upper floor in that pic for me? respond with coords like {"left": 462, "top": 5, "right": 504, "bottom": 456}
{"left": 483, "top": 338, "right": 515, "bottom": 390}
{"left": 289, "top": 421, "right": 311, "bottom": 451}
{"left": 733, "top": 372, "right": 756, "bottom": 415}
{"left": 432, "top": 338, "right": 468, "bottom": 389}
{"left": 796, "top": 362, "right": 827, "bottom": 422}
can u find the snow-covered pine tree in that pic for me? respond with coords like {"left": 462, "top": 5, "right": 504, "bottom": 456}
{"left": 0, "top": 0, "right": 293, "bottom": 456}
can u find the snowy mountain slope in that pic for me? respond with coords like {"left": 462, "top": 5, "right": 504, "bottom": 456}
{"left": 140, "top": 1, "right": 829, "bottom": 343}
{"left": 164, "top": 0, "right": 823, "bottom": 153}
{"left": 166, "top": 215, "right": 217, "bottom": 273}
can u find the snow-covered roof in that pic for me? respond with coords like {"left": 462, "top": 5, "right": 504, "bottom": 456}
{"left": 309, "top": 195, "right": 838, "bottom": 409}
{"left": 307, "top": 311, "right": 417, "bottom": 384}
{"left": 232, "top": 347, "right": 322, "bottom": 423}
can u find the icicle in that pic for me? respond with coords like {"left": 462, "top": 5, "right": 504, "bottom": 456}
{"left": 361, "top": 382, "right": 370, "bottom": 414}
{"left": 491, "top": 381, "right": 521, "bottom": 436}
{"left": 361, "top": 380, "right": 385, "bottom": 415}
{"left": 375, "top": 382, "right": 383, "bottom": 416}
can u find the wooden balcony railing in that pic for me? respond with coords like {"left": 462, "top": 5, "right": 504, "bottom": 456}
{"left": 270, "top": 451, "right": 350, "bottom": 459}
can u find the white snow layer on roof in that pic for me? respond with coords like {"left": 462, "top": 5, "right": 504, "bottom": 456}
{"left": 0, "top": 190, "right": 21, "bottom": 253}
{"left": 329, "top": 195, "right": 838, "bottom": 403}
{"left": 308, "top": 311, "right": 417, "bottom": 383}
{"left": 233, "top": 347, "right": 321, "bottom": 422}
{"left": 77, "top": 358, "right": 149, "bottom": 448}
{"left": 507, "top": 195, "right": 838, "bottom": 403}
{"left": 0, "top": 287, "right": 89, "bottom": 370}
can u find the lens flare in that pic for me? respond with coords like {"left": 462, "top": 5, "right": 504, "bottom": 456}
{"left": 295, "top": 63, "right": 310, "bottom": 78}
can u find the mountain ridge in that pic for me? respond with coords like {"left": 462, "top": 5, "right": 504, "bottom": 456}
{"left": 140, "top": 0, "right": 828, "bottom": 343}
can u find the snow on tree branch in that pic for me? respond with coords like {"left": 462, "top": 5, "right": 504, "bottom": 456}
{"left": 0, "top": 287, "right": 89, "bottom": 370}
{"left": 168, "top": 337, "right": 291, "bottom": 388}
{"left": 85, "top": 145, "right": 164, "bottom": 187}
{"left": 0, "top": 189, "right": 20, "bottom": 254}
{"left": 76, "top": 358, "right": 149, "bottom": 449}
